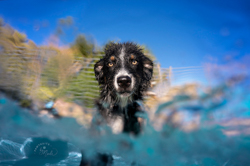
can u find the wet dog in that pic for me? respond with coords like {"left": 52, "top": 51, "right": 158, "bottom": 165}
{"left": 80, "top": 42, "right": 153, "bottom": 166}
{"left": 94, "top": 42, "right": 153, "bottom": 134}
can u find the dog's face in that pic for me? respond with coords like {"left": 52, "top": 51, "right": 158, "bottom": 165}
{"left": 94, "top": 42, "right": 153, "bottom": 100}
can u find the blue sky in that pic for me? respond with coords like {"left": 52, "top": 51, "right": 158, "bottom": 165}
{"left": 0, "top": 0, "right": 250, "bottom": 83}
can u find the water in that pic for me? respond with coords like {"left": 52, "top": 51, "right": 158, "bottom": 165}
{"left": 0, "top": 69, "right": 250, "bottom": 165}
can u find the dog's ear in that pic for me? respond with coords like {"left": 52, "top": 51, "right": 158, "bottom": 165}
{"left": 143, "top": 56, "right": 153, "bottom": 81}
{"left": 94, "top": 59, "right": 104, "bottom": 84}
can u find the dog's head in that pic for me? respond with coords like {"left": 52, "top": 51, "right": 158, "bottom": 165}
{"left": 94, "top": 42, "right": 153, "bottom": 100}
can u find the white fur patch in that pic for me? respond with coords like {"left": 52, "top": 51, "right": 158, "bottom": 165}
{"left": 96, "top": 65, "right": 103, "bottom": 71}
{"left": 110, "top": 117, "right": 124, "bottom": 134}
{"left": 144, "top": 64, "right": 152, "bottom": 69}
{"left": 114, "top": 47, "right": 135, "bottom": 92}
{"left": 119, "top": 95, "right": 132, "bottom": 108}
{"left": 119, "top": 47, "right": 125, "bottom": 67}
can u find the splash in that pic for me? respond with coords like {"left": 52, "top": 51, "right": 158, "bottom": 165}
{"left": 0, "top": 79, "right": 250, "bottom": 166}
{"left": 0, "top": 61, "right": 250, "bottom": 166}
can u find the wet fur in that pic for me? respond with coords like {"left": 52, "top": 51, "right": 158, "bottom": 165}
{"left": 94, "top": 42, "right": 153, "bottom": 134}
{"left": 80, "top": 42, "right": 153, "bottom": 166}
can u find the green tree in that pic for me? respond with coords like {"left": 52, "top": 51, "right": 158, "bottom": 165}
{"left": 62, "top": 35, "right": 101, "bottom": 107}
{"left": 71, "top": 35, "right": 95, "bottom": 58}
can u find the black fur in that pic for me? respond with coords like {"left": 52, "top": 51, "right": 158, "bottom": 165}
{"left": 80, "top": 42, "right": 153, "bottom": 166}
{"left": 94, "top": 42, "right": 153, "bottom": 134}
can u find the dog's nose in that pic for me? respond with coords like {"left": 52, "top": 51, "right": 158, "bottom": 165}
{"left": 117, "top": 76, "right": 131, "bottom": 88}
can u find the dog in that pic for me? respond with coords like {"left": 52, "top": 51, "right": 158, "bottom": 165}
{"left": 80, "top": 42, "right": 153, "bottom": 166}
{"left": 94, "top": 42, "right": 153, "bottom": 134}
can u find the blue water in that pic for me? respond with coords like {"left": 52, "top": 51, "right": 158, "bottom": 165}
{"left": 0, "top": 76, "right": 250, "bottom": 165}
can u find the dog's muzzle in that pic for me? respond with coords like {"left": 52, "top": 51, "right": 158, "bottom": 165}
{"left": 117, "top": 76, "right": 131, "bottom": 89}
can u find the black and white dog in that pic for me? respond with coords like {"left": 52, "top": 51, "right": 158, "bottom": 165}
{"left": 80, "top": 42, "right": 153, "bottom": 166}
{"left": 94, "top": 42, "right": 153, "bottom": 135}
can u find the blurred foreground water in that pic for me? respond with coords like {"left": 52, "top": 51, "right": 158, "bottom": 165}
{"left": 0, "top": 64, "right": 250, "bottom": 166}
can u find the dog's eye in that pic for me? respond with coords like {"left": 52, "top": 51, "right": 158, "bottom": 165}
{"left": 108, "top": 62, "right": 113, "bottom": 67}
{"left": 132, "top": 60, "right": 138, "bottom": 65}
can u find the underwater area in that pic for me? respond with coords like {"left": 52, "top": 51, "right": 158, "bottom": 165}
{"left": 0, "top": 59, "right": 250, "bottom": 166}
